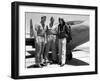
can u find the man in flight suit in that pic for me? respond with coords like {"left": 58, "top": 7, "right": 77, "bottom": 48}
{"left": 34, "top": 16, "right": 47, "bottom": 67}
{"left": 57, "top": 18, "right": 69, "bottom": 67}
{"left": 44, "top": 17, "right": 57, "bottom": 64}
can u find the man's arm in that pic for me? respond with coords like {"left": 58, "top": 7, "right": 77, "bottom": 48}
{"left": 46, "top": 24, "right": 58, "bottom": 35}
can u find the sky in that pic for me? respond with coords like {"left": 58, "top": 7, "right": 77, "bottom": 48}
{"left": 25, "top": 12, "right": 89, "bottom": 33}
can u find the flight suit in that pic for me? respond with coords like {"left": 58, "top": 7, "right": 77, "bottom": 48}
{"left": 58, "top": 24, "right": 69, "bottom": 65}
{"left": 34, "top": 24, "right": 47, "bottom": 65}
{"left": 44, "top": 25, "right": 57, "bottom": 62}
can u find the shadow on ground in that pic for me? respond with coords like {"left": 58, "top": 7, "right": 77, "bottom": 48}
{"left": 27, "top": 58, "right": 89, "bottom": 68}
{"left": 66, "top": 58, "right": 89, "bottom": 66}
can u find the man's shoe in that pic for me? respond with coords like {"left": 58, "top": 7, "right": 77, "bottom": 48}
{"left": 60, "top": 64, "right": 65, "bottom": 67}
{"left": 27, "top": 64, "right": 43, "bottom": 68}
{"left": 41, "top": 63, "right": 47, "bottom": 66}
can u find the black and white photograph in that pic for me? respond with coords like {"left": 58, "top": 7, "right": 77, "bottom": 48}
{"left": 25, "top": 12, "right": 90, "bottom": 68}
{"left": 11, "top": 2, "right": 97, "bottom": 79}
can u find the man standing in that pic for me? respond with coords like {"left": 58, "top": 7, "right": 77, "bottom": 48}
{"left": 57, "top": 18, "right": 69, "bottom": 67}
{"left": 34, "top": 16, "right": 47, "bottom": 67}
{"left": 44, "top": 17, "right": 57, "bottom": 64}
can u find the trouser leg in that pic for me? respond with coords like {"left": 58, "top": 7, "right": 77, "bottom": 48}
{"left": 58, "top": 39, "right": 62, "bottom": 64}
{"left": 44, "top": 40, "right": 51, "bottom": 61}
{"left": 35, "top": 42, "right": 42, "bottom": 64}
{"left": 51, "top": 39, "right": 56, "bottom": 61}
{"left": 61, "top": 38, "right": 66, "bottom": 65}
{"left": 40, "top": 42, "right": 45, "bottom": 64}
